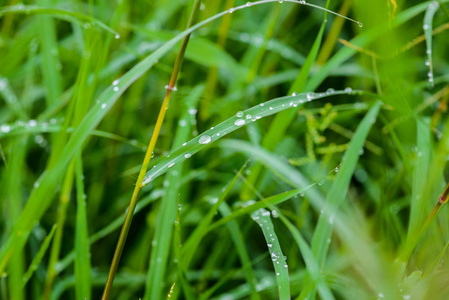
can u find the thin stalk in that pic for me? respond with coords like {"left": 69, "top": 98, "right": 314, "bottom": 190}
{"left": 398, "top": 182, "right": 449, "bottom": 263}
{"left": 101, "top": 1, "right": 202, "bottom": 299}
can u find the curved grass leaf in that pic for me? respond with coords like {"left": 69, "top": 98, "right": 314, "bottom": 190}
{"left": 22, "top": 225, "right": 57, "bottom": 286}
{"left": 0, "top": 5, "right": 119, "bottom": 36}
{"left": 142, "top": 90, "right": 358, "bottom": 186}
{"left": 251, "top": 208, "right": 289, "bottom": 300}
{"left": 423, "top": 1, "right": 440, "bottom": 87}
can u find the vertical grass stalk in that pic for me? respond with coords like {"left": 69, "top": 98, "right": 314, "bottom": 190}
{"left": 101, "top": 1, "right": 202, "bottom": 298}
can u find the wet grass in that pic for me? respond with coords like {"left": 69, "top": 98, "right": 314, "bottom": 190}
{"left": 1, "top": 0, "right": 449, "bottom": 299}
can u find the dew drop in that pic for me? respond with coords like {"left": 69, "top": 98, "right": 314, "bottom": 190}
{"left": 318, "top": 179, "right": 325, "bottom": 185}
{"left": 1, "top": 125, "right": 11, "bottom": 133}
{"left": 234, "top": 119, "right": 245, "bottom": 126}
{"left": 292, "top": 92, "right": 297, "bottom": 96}
{"left": 178, "top": 204, "right": 182, "bottom": 210}
{"left": 113, "top": 86, "right": 119, "bottom": 92}
{"left": 357, "top": 22, "right": 363, "bottom": 27}
{"left": 115, "top": 34, "right": 120, "bottom": 39}
{"left": 198, "top": 135, "right": 211, "bottom": 144}
{"left": 306, "top": 92, "right": 314, "bottom": 101}
{"left": 113, "top": 79, "right": 119, "bottom": 86}
{"left": 184, "top": 153, "right": 191, "bottom": 158}
{"left": 236, "top": 111, "right": 244, "bottom": 117}
{"left": 101, "top": 103, "right": 107, "bottom": 109}
{"left": 29, "top": 120, "right": 37, "bottom": 127}
{"left": 269, "top": 107, "right": 273, "bottom": 110}
{"left": 299, "top": 192, "right": 304, "bottom": 197}
{"left": 344, "top": 87, "right": 353, "bottom": 93}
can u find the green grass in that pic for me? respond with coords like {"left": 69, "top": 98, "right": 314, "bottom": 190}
{"left": 1, "top": 0, "right": 449, "bottom": 299}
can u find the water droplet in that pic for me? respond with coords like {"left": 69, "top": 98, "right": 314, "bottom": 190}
{"left": 184, "top": 153, "right": 191, "bottom": 158}
{"left": 199, "top": 135, "right": 211, "bottom": 144}
{"left": 425, "top": 60, "right": 430, "bottom": 66}
{"left": 327, "top": 88, "right": 335, "bottom": 94}
{"left": 403, "top": 295, "right": 410, "bottom": 300}
{"left": 334, "top": 167, "right": 339, "bottom": 173}
{"left": 113, "top": 86, "right": 119, "bottom": 92}
{"left": 306, "top": 92, "right": 314, "bottom": 100}
{"left": 113, "top": 79, "right": 119, "bottom": 86}
{"left": 260, "top": 103, "right": 264, "bottom": 106}
{"left": 179, "top": 119, "right": 187, "bottom": 127}
{"left": 168, "top": 162, "right": 175, "bottom": 168}
{"left": 423, "top": 24, "right": 429, "bottom": 30}
{"left": 279, "top": 0, "right": 283, "bottom": 3}
{"left": 378, "top": 293, "right": 384, "bottom": 299}
{"left": 151, "top": 152, "right": 155, "bottom": 158}
{"left": 188, "top": 108, "right": 197, "bottom": 115}
{"left": 178, "top": 204, "right": 182, "bottom": 210}
{"left": 299, "top": 0, "right": 306, "bottom": 4}
{"left": 1, "top": 125, "right": 11, "bottom": 133}
{"left": 165, "top": 85, "right": 177, "bottom": 91}
{"left": 318, "top": 179, "right": 325, "bottom": 185}
{"left": 101, "top": 103, "right": 107, "bottom": 109}
{"left": 299, "top": 192, "right": 304, "bottom": 197}
{"left": 29, "top": 120, "right": 37, "bottom": 127}
{"left": 359, "top": 148, "right": 364, "bottom": 155}
{"left": 292, "top": 92, "right": 297, "bottom": 96}
{"left": 426, "top": 49, "right": 432, "bottom": 55}
{"left": 236, "top": 111, "right": 244, "bottom": 117}
{"left": 234, "top": 119, "right": 245, "bottom": 126}
{"left": 34, "top": 181, "right": 40, "bottom": 188}
{"left": 271, "top": 210, "right": 279, "bottom": 218}
{"left": 246, "top": 2, "right": 252, "bottom": 7}
{"left": 268, "top": 243, "right": 273, "bottom": 247}
{"left": 115, "top": 34, "right": 120, "bottom": 39}
{"left": 269, "top": 107, "right": 273, "bottom": 110}
{"left": 228, "top": 8, "right": 235, "bottom": 13}
{"left": 245, "top": 114, "right": 252, "bottom": 119}
{"left": 358, "top": 22, "right": 363, "bottom": 27}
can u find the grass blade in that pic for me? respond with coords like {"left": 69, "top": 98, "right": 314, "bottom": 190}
{"left": 251, "top": 208, "right": 290, "bottom": 300}
{"left": 423, "top": 1, "right": 440, "bottom": 86}
{"left": 22, "top": 224, "right": 57, "bottom": 287}
{"left": 74, "top": 154, "right": 91, "bottom": 300}
{"left": 142, "top": 90, "right": 358, "bottom": 186}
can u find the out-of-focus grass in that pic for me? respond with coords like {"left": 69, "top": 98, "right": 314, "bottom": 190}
{"left": 1, "top": 0, "right": 449, "bottom": 299}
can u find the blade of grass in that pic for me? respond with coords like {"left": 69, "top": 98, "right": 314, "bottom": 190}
{"left": 0, "top": 5, "right": 119, "bottom": 37}
{"left": 102, "top": 1, "right": 202, "bottom": 298}
{"left": 305, "top": 101, "right": 382, "bottom": 298}
{"left": 5, "top": 137, "right": 27, "bottom": 300}
{"left": 74, "top": 153, "right": 91, "bottom": 300}
{"left": 142, "top": 90, "right": 359, "bottom": 186}
{"left": 423, "top": 1, "right": 439, "bottom": 87}
{"left": 218, "top": 201, "right": 260, "bottom": 300}
{"left": 251, "top": 208, "right": 290, "bottom": 300}
{"left": 22, "top": 224, "right": 57, "bottom": 287}
{"left": 143, "top": 85, "right": 201, "bottom": 300}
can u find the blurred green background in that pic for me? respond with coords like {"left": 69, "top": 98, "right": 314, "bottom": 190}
{"left": 1, "top": 0, "right": 449, "bottom": 299}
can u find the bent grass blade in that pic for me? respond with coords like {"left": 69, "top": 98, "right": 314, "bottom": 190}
{"left": 142, "top": 90, "right": 360, "bottom": 186}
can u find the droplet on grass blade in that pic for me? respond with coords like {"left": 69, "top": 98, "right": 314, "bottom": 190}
{"left": 198, "top": 135, "right": 211, "bottom": 144}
